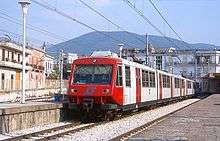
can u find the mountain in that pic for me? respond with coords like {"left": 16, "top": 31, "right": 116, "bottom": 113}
{"left": 48, "top": 31, "right": 220, "bottom": 55}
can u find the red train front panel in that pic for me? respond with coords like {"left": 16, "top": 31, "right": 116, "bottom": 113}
{"left": 68, "top": 57, "right": 124, "bottom": 111}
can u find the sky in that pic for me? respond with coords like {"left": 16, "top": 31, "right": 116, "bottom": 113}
{"left": 0, "top": 0, "right": 220, "bottom": 47}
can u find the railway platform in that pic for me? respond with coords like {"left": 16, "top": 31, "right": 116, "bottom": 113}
{"left": 0, "top": 101, "right": 65, "bottom": 134}
{"left": 129, "top": 94, "right": 220, "bottom": 141}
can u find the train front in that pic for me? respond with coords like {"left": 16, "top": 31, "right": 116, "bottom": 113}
{"left": 68, "top": 56, "right": 122, "bottom": 117}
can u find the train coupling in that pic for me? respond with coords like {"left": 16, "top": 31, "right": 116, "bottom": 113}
{"left": 82, "top": 98, "right": 94, "bottom": 112}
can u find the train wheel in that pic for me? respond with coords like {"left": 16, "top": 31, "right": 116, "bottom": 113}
{"left": 81, "top": 112, "right": 90, "bottom": 123}
{"left": 104, "top": 111, "right": 115, "bottom": 121}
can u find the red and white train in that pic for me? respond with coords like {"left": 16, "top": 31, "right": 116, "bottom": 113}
{"left": 68, "top": 51, "right": 195, "bottom": 119}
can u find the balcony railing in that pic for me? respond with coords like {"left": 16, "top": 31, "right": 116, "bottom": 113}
{"left": 0, "top": 60, "right": 32, "bottom": 70}
{"left": 0, "top": 79, "right": 63, "bottom": 92}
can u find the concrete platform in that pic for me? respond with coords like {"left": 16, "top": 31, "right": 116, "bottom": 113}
{"left": 0, "top": 101, "right": 64, "bottom": 133}
{"left": 129, "top": 94, "right": 220, "bottom": 141}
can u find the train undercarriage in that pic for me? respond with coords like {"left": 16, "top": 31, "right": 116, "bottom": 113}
{"left": 68, "top": 95, "right": 195, "bottom": 122}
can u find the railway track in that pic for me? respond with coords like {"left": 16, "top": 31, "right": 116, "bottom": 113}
{"left": 3, "top": 122, "right": 94, "bottom": 141}
{"left": 3, "top": 96, "right": 202, "bottom": 141}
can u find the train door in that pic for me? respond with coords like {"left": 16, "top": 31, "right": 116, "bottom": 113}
{"left": 170, "top": 76, "right": 174, "bottom": 98}
{"left": 123, "top": 65, "right": 132, "bottom": 105}
{"left": 182, "top": 80, "right": 185, "bottom": 96}
{"left": 135, "top": 68, "right": 141, "bottom": 103}
{"left": 159, "top": 73, "right": 163, "bottom": 100}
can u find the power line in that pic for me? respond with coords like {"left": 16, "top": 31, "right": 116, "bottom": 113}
{"left": 31, "top": 0, "right": 137, "bottom": 49}
{"left": 122, "top": 0, "right": 185, "bottom": 50}
{"left": 78, "top": 0, "right": 145, "bottom": 45}
{"left": 0, "top": 9, "right": 67, "bottom": 41}
{"left": 0, "top": 28, "right": 54, "bottom": 46}
{"left": 148, "top": 0, "right": 191, "bottom": 49}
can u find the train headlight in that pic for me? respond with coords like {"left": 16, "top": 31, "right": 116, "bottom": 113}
{"left": 71, "top": 89, "right": 78, "bottom": 93}
{"left": 103, "top": 89, "right": 110, "bottom": 94}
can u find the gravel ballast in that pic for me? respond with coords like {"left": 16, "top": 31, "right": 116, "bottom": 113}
{"left": 58, "top": 98, "right": 200, "bottom": 141}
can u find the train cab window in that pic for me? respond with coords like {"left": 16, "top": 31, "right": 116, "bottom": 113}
{"left": 116, "top": 66, "right": 123, "bottom": 86}
{"left": 162, "top": 75, "right": 170, "bottom": 88}
{"left": 175, "top": 78, "right": 180, "bottom": 88}
{"left": 73, "top": 65, "right": 112, "bottom": 84}
{"left": 142, "top": 70, "right": 149, "bottom": 87}
{"left": 125, "top": 66, "right": 131, "bottom": 87}
{"left": 149, "top": 72, "right": 155, "bottom": 87}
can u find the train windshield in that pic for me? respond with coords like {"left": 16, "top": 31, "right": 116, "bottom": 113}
{"left": 73, "top": 65, "right": 112, "bottom": 84}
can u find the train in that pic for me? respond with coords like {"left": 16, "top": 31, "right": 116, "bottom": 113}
{"left": 67, "top": 51, "right": 195, "bottom": 120}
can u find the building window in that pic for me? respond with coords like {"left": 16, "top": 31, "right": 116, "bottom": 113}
{"left": 116, "top": 66, "right": 123, "bottom": 86}
{"left": 1, "top": 73, "right": 4, "bottom": 90}
{"left": 149, "top": 72, "right": 156, "bottom": 87}
{"left": 12, "top": 52, "right": 14, "bottom": 61}
{"left": 11, "top": 75, "right": 14, "bottom": 90}
{"left": 2, "top": 49, "right": 5, "bottom": 61}
{"left": 142, "top": 70, "right": 149, "bottom": 87}
{"left": 163, "top": 75, "right": 170, "bottom": 88}
{"left": 18, "top": 54, "right": 20, "bottom": 63}
{"left": 175, "top": 78, "right": 180, "bottom": 88}
{"left": 7, "top": 51, "right": 9, "bottom": 60}
{"left": 156, "top": 56, "right": 162, "bottom": 70}
{"left": 125, "top": 66, "right": 131, "bottom": 87}
{"left": 46, "top": 62, "right": 48, "bottom": 71}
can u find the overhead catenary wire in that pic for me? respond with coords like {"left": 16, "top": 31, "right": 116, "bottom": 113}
{"left": 148, "top": 0, "right": 191, "bottom": 49}
{"left": 0, "top": 28, "right": 61, "bottom": 62}
{"left": 122, "top": 0, "right": 184, "bottom": 50}
{"left": 0, "top": 28, "right": 50, "bottom": 45}
{"left": 31, "top": 0, "right": 137, "bottom": 49}
{"left": 0, "top": 9, "right": 67, "bottom": 42}
{"left": 78, "top": 0, "right": 146, "bottom": 45}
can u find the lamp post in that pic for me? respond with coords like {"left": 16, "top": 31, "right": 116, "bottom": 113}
{"left": 19, "top": 0, "right": 31, "bottom": 104}
{"left": 118, "top": 44, "right": 124, "bottom": 58}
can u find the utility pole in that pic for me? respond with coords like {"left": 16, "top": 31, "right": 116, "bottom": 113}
{"left": 145, "top": 33, "right": 149, "bottom": 66}
{"left": 19, "top": 0, "right": 31, "bottom": 104}
{"left": 59, "top": 50, "right": 63, "bottom": 96}
{"left": 194, "top": 50, "right": 197, "bottom": 81}
{"left": 42, "top": 42, "right": 46, "bottom": 88}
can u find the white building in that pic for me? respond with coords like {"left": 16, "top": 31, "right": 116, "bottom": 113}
{"left": 121, "top": 45, "right": 220, "bottom": 81}
{"left": 45, "top": 54, "right": 54, "bottom": 76}
{"left": 63, "top": 53, "right": 78, "bottom": 64}
{"left": 0, "top": 39, "right": 32, "bottom": 91}
{"left": 149, "top": 48, "right": 220, "bottom": 80}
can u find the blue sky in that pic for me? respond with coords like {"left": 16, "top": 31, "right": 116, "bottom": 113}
{"left": 0, "top": 0, "right": 219, "bottom": 47}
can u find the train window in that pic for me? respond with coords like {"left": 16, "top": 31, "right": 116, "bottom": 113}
{"left": 175, "top": 78, "right": 180, "bottom": 88}
{"left": 167, "top": 76, "right": 170, "bottom": 88}
{"left": 73, "top": 65, "right": 112, "bottom": 84}
{"left": 182, "top": 80, "right": 185, "bottom": 88}
{"left": 116, "top": 66, "right": 123, "bottom": 86}
{"left": 142, "top": 70, "right": 149, "bottom": 87}
{"left": 125, "top": 66, "right": 131, "bottom": 87}
{"left": 187, "top": 81, "right": 192, "bottom": 89}
{"left": 149, "top": 72, "right": 155, "bottom": 87}
{"left": 162, "top": 75, "right": 170, "bottom": 88}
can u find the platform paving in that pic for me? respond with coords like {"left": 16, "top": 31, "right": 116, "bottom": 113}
{"left": 129, "top": 94, "right": 220, "bottom": 141}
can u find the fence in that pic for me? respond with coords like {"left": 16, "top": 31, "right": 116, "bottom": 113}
{"left": 0, "top": 79, "right": 69, "bottom": 101}
{"left": 0, "top": 79, "right": 64, "bottom": 92}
